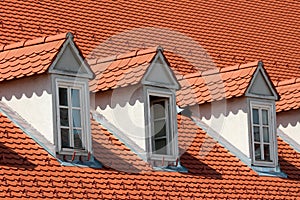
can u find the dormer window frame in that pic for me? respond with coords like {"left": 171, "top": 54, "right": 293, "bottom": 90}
{"left": 249, "top": 99, "right": 277, "bottom": 167}
{"left": 144, "top": 86, "right": 178, "bottom": 162}
{"left": 52, "top": 75, "right": 92, "bottom": 155}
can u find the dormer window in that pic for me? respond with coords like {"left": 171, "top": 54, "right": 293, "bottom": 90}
{"left": 58, "top": 86, "right": 83, "bottom": 149}
{"left": 245, "top": 61, "right": 279, "bottom": 168}
{"left": 150, "top": 95, "right": 173, "bottom": 156}
{"left": 145, "top": 87, "right": 178, "bottom": 162}
{"left": 54, "top": 77, "right": 91, "bottom": 155}
{"left": 250, "top": 101, "right": 275, "bottom": 166}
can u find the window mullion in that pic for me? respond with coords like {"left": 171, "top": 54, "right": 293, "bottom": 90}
{"left": 259, "top": 108, "right": 265, "bottom": 160}
{"left": 68, "top": 87, "right": 74, "bottom": 148}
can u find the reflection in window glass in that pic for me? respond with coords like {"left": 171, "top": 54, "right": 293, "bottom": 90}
{"left": 73, "top": 129, "right": 83, "bottom": 149}
{"left": 154, "top": 138, "right": 167, "bottom": 155}
{"left": 252, "top": 109, "right": 259, "bottom": 124}
{"left": 59, "top": 88, "right": 68, "bottom": 106}
{"left": 262, "top": 109, "right": 268, "bottom": 125}
{"left": 60, "top": 108, "right": 69, "bottom": 126}
{"left": 71, "top": 89, "right": 80, "bottom": 107}
{"left": 72, "top": 109, "right": 81, "bottom": 128}
{"left": 254, "top": 143, "right": 261, "bottom": 161}
{"left": 61, "top": 128, "right": 70, "bottom": 148}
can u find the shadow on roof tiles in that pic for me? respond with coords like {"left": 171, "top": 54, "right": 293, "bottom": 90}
{"left": 0, "top": 142, "right": 36, "bottom": 169}
{"left": 279, "top": 156, "right": 300, "bottom": 180}
{"left": 92, "top": 139, "right": 145, "bottom": 174}
{"left": 180, "top": 149, "right": 222, "bottom": 179}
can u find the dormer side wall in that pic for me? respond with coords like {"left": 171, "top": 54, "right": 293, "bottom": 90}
{"left": 0, "top": 74, "right": 54, "bottom": 143}
{"left": 277, "top": 109, "right": 300, "bottom": 146}
{"left": 94, "top": 84, "right": 147, "bottom": 150}
{"left": 193, "top": 97, "right": 251, "bottom": 157}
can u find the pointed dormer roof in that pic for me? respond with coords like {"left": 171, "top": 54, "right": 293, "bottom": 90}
{"left": 177, "top": 61, "right": 278, "bottom": 107}
{"left": 90, "top": 46, "right": 179, "bottom": 92}
{"left": 0, "top": 32, "right": 93, "bottom": 82}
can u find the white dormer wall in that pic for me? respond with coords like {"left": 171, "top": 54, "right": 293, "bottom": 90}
{"left": 94, "top": 84, "right": 147, "bottom": 150}
{"left": 190, "top": 64, "right": 278, "bottom": 165}
{"left": 94, "top": 50, "right": 180, "bottom": 162}
{"left": 191, "top": 97, "right": 251, "bottom": 157}
{"left": 0, "top": 35, "right": 94, "bottom": 152}
{"left": 0, "top": 74, "right": 54, "bottom": 143}
{"left": 277, "top": 109, "right": 300, "bottom": 148}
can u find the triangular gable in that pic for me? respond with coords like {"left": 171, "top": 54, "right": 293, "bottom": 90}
{"left": 141, "top": 48, "right": 180, "bottom": 90}
{"left": 49, "top": 33, "right": 94, "bottom": 79}
{"left": 246, "top": 61, "right": 279, "bottom": 100}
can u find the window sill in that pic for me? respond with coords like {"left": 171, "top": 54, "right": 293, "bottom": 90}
{"left": 149, "top": 153, "right": 177, "bottom": 162}
{"left": 58, "top": 148, "right": 88, "bottom": 156}
{"left": 251, "top": 165, "right": 287, "bottom": 178}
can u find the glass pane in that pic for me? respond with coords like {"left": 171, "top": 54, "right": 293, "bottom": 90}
{"left": 254, "top": 126, "right": 260, "bottom": 142}
{"left": 73, "top": 129, "right": 83, "bottom": 149}
{"left": 262, "top": 109, "right": 268, "bottom": 125}
{"left": 60, "top": 108, "right": 69, "bottom": 126}
{"left": 252, "top": 109, "right": 259, "bottom": 124}
{"left": 154, "top": 138, "right": 167, "bottom": 155}
{"left": 59, "top": 88, "right": 68, "bottom": 106}
{"left": 72, "top": 109, "right": 81, "bottom": 128}
{"left": 254, "top": 143, "right": 261, "bottom": 161}
{"left": 71, "top": 89, "right": 80, "bottom": 107}
{"left": 263, "top": 127, "right": 269, "bottom": 142}
{"left": 154, "top": 119, "right": 166, "bottom": 138}
{"left": 61, "top": 128, "right": 70, "bottom": 148}
{"left": 153, "top": 101, "right": 165, "bottom": 119}
{"left": 264, "top": 144, "right": 271, "bottom": 161}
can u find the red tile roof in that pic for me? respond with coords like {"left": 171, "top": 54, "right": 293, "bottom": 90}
{"left": 90, "top": 47, "right": 157, "bottom": 92}
{"left": 0, "top": 1, "right": 298, "bottom": 82}
{"left": 0, "top": 33, "right": 67, "bottom": 82}
{"left": 1, "top": 112, "right": 300, "bottom": 199}
{"left": 91, "top": 119, "right": 152, "bottom": 173}
{"left": 177, "top": 61, "right": 258, "bottom": 107}
{"left": 276, "top": 78, "right": 300, "bottom": 112}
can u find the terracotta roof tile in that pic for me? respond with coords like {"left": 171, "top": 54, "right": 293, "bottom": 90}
{"left": 1, "top": 111, "right": 300, "bottom": 198}
{"left": 0, "top": 33, "right": 68, "bottom": 82}
{"left": 276, "top": 78, "right": 300, "bottom": 112}
{"left": 177, "top": 61, "right": 259, "bottom": 106}
{"left": 90, "top": 47, "right": 157, "bottom": 92}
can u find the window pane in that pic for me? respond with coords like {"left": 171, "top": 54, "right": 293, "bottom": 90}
{"left": 154, "top": 138, "right": 167, "bottom": 155}
{"left": 254, "top": 126, "right": 260, "bottom": 142}
{"left": 153, "top": 102, "right": 165, "bottom": 119}
{"left": 60, "top": 108, "right": 69, "bottom": 126}
{"left": 154, "top": 119, "right": 166, "bottom": 138}
{"left": 72, "top": 109, "right": 81, "bottom": 128}
{"left": 254, "top": 143, "right": 262, "bottom": 161}
{"left": 61, "top": 128, "right": 70, "bottom": 148}
{"left": 71, "top": 89, "right": 80, "bottom": 107}
{"left": 59, "top": 88, "right": 68, "bottom": 106}
{"left": 263, "top": 127, "right": 269, "bottom": 142}
{"left": 252, "top": 109, "right": 259, "bottom": 124}
{"left": 73, "top": 129, "right": 83, "bottom": 149}
{"left": 262, "top": 109, "right": 268, "bottom": 125}
{"left": 264, "top": 144, "right": 271, "bottom": 161}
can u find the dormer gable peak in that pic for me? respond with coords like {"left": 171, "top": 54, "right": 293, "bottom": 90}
{"left": 245, "top": 61, "right": 279, "bottom": 100}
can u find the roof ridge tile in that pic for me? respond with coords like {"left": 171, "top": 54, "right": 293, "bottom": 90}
{"left": 182, "top": 61, "right": 259, "bottom": 81}
{"left": 0, "top": 32, "right": 69, "bottom": 53}
{"left": 94, "top": 46, "right": 158, "bottom": 66}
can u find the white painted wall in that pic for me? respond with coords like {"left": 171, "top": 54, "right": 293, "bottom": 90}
{"left": 0, "top": 75, "right": 54, "bottom": 144}
{"left": 94, "top": 84, "right": 146, "bottom": 150}
{"left": 277, "top": 109, "right": 300, "bottom": 145}
{"left": 191, "top": 97, "right": 250, "bottom": 157}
